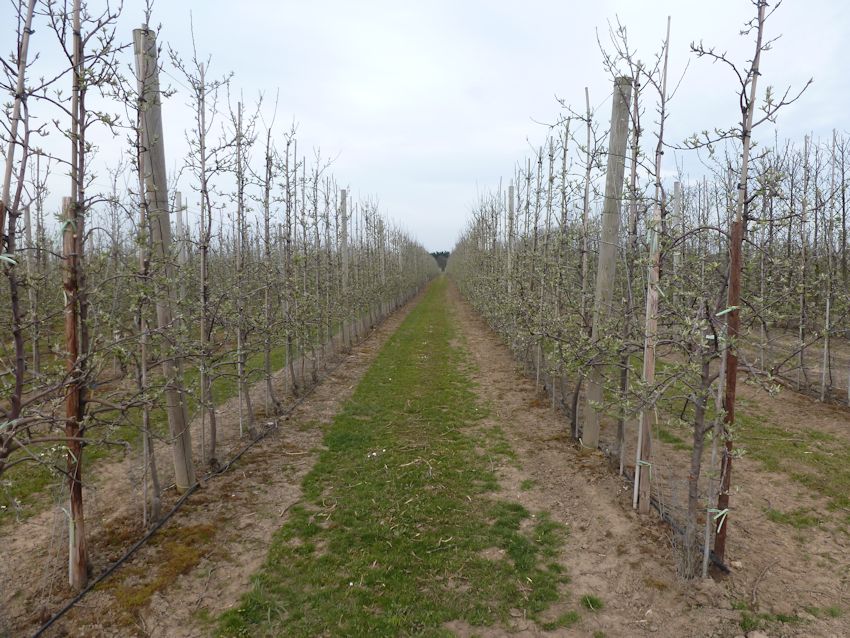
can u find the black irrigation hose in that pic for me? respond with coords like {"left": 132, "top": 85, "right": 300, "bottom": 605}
{"left": 616, "top": 460, "right": 731, "bottom": 575}
{"left": 32, "top": 296, "right": 414, "bottom": 638}
{"left": 533, "top": 366, "right": 730, "bottom": 575}
{"left": 32, "top": 482, "right": 198, "bottom": 638}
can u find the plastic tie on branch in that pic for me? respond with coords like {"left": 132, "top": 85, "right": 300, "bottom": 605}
{"left": 708, "top": 507, "right": 729, "bottom": 531}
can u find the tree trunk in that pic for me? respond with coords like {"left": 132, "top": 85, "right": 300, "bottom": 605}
{"left": 714, "top": 0, "right": 767, "bottom": 563}
{"left": 62, "top": 196, "right": 88, "bottom": 589}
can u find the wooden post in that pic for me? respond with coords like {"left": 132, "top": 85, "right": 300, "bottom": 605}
{"left": 620, "top": 72, "right": 641, "bottom": 475}
{"left": 340, "top": 188, "right": 349, "bottom": 346}
{"left": 672, "top": 180, "right": 682, "bottom": 287}
{"left": 506, "top": 184, "right": 514, "bottom": 297}
{"left": 174, "top": 192, "right": 188, "bottom": 265}
{"left": 174, "top": 191, "right": 188, "bottom": 306}
{"left": 133, "top": 26, "right": 195, "bottom": 492}
{"left": 582, "top": 76, "right": 632, "bottom": 450}
{"left": 23, "top": 203, "right": 40, "bottom": 373}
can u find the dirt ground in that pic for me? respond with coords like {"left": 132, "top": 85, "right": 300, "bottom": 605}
{"left": 728, "top": 382, "right": 850, "bottom": 628}
{"left": 2, "top": 296, "right": 419, "bottom": 638}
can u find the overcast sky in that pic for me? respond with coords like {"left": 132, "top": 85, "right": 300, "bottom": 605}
{"left": 4, "top": 0, "right": 846, "bottom": 251}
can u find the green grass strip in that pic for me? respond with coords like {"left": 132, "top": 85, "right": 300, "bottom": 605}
{"left": 217, "top": 279, "right": 570, "bottom": 637}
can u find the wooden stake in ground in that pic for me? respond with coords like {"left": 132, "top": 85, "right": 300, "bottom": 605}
{"left": 340, "top": 188, "right": 350, "bottom": 347}
{"left": 133, "top": 26, "right": 196, "bottom": 492}
{"left": 23, "top": 203, "right": 40, "bottom": 373}
{"left": 582, "top": 76, "right": 632, "bottom": 450}
{"left": 620, "top": 66, "right": 641, "bottom": 476}
{"left": 174, "top": 191, "right": 188, "bottom": 302}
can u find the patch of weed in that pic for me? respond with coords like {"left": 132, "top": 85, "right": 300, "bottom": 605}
{"left": 765, "top": 507, "right": 820, "bottom": 528}
{"left": 807, "top": 604, "right": 844, "bottom": 619}
{"left": 656, "top": 426, "right": 691, "bottom": 451}
{"left": 540, "top": 610, "right": 580, "bottom": 630}
{"left": 738, "top": 604, "right": 803, "bottom": 633}
{"left": 581, "top": 594, "right": 604, "bottom": 612}
{"left": 520, "top": 479, "right": 536, "bottom": 491}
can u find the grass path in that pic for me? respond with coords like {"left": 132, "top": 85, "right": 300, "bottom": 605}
{"left": 218, "top": 278, "right": 576, "bottom": 637}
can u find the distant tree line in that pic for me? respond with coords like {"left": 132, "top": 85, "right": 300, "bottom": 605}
{"left": 430, "top": 251, "right": 450, "bottom": 271}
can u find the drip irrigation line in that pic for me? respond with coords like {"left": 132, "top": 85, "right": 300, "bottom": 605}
{"left": 536, "top": 366, "right": 730, "bottom": 575}
{"left": 616, "top": 456, "right": 731, "bottom": 575}
{"left": 32, "top": 296, "right": 415, "bottom": 638}
{"left": 32, "top": 483, "right": 197, "bottom": 638}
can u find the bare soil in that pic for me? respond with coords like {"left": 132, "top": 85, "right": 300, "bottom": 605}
{"left": 727, "top": 382, "right": 850, "bottom": 629}
{"left": 1, "top": 297, "right": 419, "bottom": 638}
